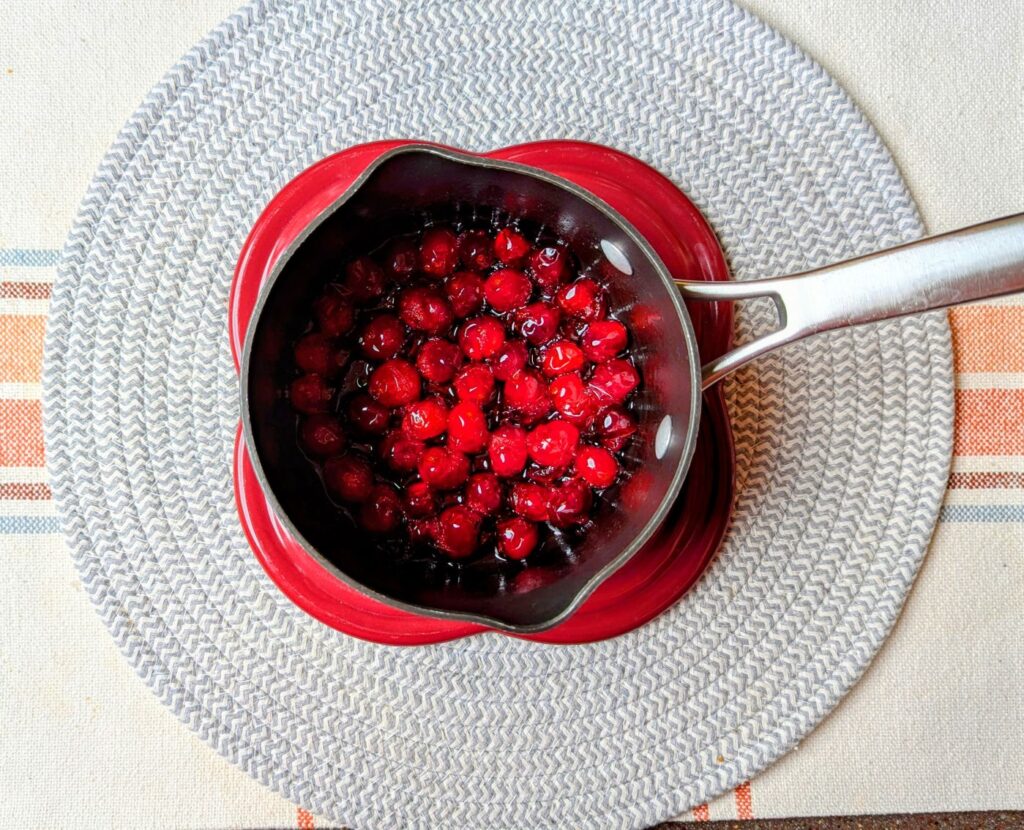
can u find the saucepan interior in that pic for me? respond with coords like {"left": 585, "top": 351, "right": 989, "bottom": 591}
{"left": 241, "top": 145, "right": 702, "bottom": 631}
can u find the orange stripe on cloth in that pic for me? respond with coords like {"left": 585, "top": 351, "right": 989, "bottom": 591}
{"left": 948, "top": 472, "right": 1024, "bottom": 489}
{"left": 691, "top": 803, "right": 710, "bottom": 821}
{"left": 0, "top": 400, "right": 44, "bottom": 465}
{"left": 734, "top": 781, "right": 753, "bottom": 819}
{"left": 0, "top": 315, "right": 45, "bottom": 383}
{"left": 950, "top": 306, "right": 1024, "bottom": 373}
{"left": 296, "top": 807, "right": 315, "bottom": 829}
{"left": 0, "top": 282, "right": 51, "bottom": 300}
{"left": 955, "top": 388, "right": 1024, "bottom": 455}
{"left": 0, "top": 482, "right": 51, "bottom": 499}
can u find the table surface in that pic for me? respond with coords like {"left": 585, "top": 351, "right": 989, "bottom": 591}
{"left": 0, "top": 1, "right": 1021, "bottom": 827}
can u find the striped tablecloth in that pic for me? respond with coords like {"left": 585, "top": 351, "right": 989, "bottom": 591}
{"left": 1, "top": 1, "right": 1021, "bottom": 826}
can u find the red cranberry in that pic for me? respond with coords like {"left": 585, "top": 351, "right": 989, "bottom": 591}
{"left": 513, "top": 301, "right": 561, "bottom": 345}
{"left": 323, "top": 455, "right": 373, "bottom": 503}
{"left": 457, "top": 229, "right": 495, "bottom": 270}
{"left": 407, "top": 518, "right": 439, "bottom": 545}
{"left": 290, "top": 373, "right": 334, "bottom": 414}
{"left": 419, "top": 227, "right": 459, "bottom": 277}
{"left": 299, "top": 414, "right": 345, "bottom": 456}
{"left": 368, "top": 359, "right": 421, "bottom": 407}
{"left": 384, "top": 238, "right": 418, "bottom": 278}
{"left": 503, "top": 369, "right": 552, "bottom": 422}
{"left": 358, "top": 314, "right": 406, "bottom": 361}
{"left": 313, "top": 286, "right": 355, "bottom": 336}
{"left": 359, "top": 485, "right": 402, "bottom": 533}
{"left": 397, "top": 286, "right": 454, "bottom": 334}
{"left": 415, "top": 337, "right": 463, "bottom": 384}
{"left": 345, "top": 256, "right": 388, "bottom": 304}
{"left": 402, "top": 398, "right": 448, "bottom": 440}
{"left": 491, "top": 340, "right": 529, "bottom": 381}
{"left": 575, "top": 445, "right": 619, "bottom": 488}
{"left": 549, "top": 478, "right": 593, "bottom": 527}
{"left": 581, "top": 320, "right": 628, "bottom": 361}
{"left": 526, "top": 419, "right": 580, "bottom": 468}
{"left": 494, "top": 227, "right": 531, "bottom": 264}
{"left": 556, "top": 278, "right": 606, "bottom": 321}
{"left": 453, "top": 363, "right": 497, "bottom": 406}
{"left": 489, "top": 425, "right": 529, "bottom": 477}
{"left": 541, "top": 339, "right": 585, "bottom": 376}
{"left": 548, "top": 373, "right": 597, "bottom": 426}
{"left": 435, "top": 505, "right": 481, "bottom": 558}
{"left": 589, "top": 359, "right": 640, "bottom": 404}
{"left": 459, "top": 316, "right": 506, "bottom": 360}
{"left": 484, "top": 268, "right": 532, "bottom": 312}
{"left": 403, "top": 481, "right": 437, "bottom": 518}
{"left": 595, "top": 405, "right": 637, "bottom": 451}
{"left": 510, "top": 481, "right": 551, "bottom": 522}
{"left": 497, "top": 517, "right": 539, "bottom": 560}
{"left": 294, "top": 333, "right": 336, "bottom": 376}
{"left": 528, "top": 244, "right": 570, "bottom": 290}
{"left": 346, "top": 393, "right": 390, "bottom": 435}
{"left": 524, "top": 463, "right": 566, "bottom": 486}
{"left": 464, "top": 472, "right": 503, "bottom": 515}
{"left": 445, "top": 271, "right": 485, "bottom": 318}
{"left": 447, "top": 401, "right": 489, "bottom": 453}
{"left": 380, "top": 433, "right": 426, "bottom": 473}
{"left": 418, "top": 447, "right": 470, "bottom": 490}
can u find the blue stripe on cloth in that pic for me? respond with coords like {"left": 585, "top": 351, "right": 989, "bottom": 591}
{"left": 0, "top": 516, "right": 62, "bottom": 534}
{"left": 0, "top": 249, "right": 60, "bottom": 267}
{"left": 940, "top": 504, "right": 1024, "bottom": 523}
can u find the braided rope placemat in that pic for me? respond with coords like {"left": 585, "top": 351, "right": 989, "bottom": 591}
{"left": 42, "top": 1, "right": 953, "bottom": 827}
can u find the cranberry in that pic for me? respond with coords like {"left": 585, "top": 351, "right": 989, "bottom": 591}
{"left": 464, "top": 472, "right": 503, "bottom": 515}
{"left": 380, "top": 433, "right": 427, "bottom": 473}
{"left": 447, "top": 401, "right": 489, "bottom": 453}
{"left": 510, "top": 481, "right": 551, "bottom": 522}
{"left": 526, "top": 419, "right": 579, "bottom": 468}
{"left": 541, "top": 340, "right": 585, "bottom": 376}
{"left": 491, "top": 339, "right": 529, "bottom": 381}
{"left": 419, "top": 227, "right": 459, "bottom": 277}
{"left": 294, "top": 333, "right": 336, "bottom": 376}
{"left": 489, "top": 425, "right": 528, "bottom": 477}
{"left": 290, "top": 373, "right": 334, "bottom": 414}
{"left": 346, "top": 393, "right": 390, "bottom": 435}
{"left": 299, "top": 414, "right": 345, "bottom": 456}
{"left": 359, "top": 485, "right": 402, "bottom": 533}
{"left": 398, "top": 286, "right": 454, "bottom": 334}
{"left": 323, "top": 455, "right": 373, "bottom": 503}
{"left": 497, "top": 517, "right": 539, "bottom": 560}
{"left": 459, "top": 316, "right": 506, "bottom": 360}
{"left": 575, "top": 445, "right": 619, "bottom": 488}
{"left": 313, "top": 286, "right": 355, "bottom": 336}
{"left": 484, "top": 268, "right": 532, "bottom": 312}
{"left": 581, "top": 320, "right": 628, "bottom": 361}
{"left": 415, "top": 337, "right": 463, "bottom": 384}
{"left": 589, "top": 359, "right": 640, "bottom": 404}
{"left": 358, "top": 314, "right": 406, "bottom": 360}
{"left": 549, "top": 477, "right": 593, "bottom": 527}
{"left": 384, "top": 238, "right": 418, "bottom": 279}
{"left": 445, "top": 271, "right": 485, "bottom": 318}
{"left": 345, "top": 256, "right": 388, "bottom": 304}
{"left": 407, "top": 518, "right": 439, "bottom": 545}
{"left": 503, "top": 369, "right": 552, "bottom": 422}
{"left": 556, "top": 278, "right": 606, "bottom": 321}
{"left": 418, "top": 447, "right": 470, "bottom": 490}
{"left": 368, "top": 359, "right": 421, "bottom": 407}
{"left": 513, "top": 301, "right": 561, "bottom": 345}
{"left": 528, "top": 244, "right": 570, "bottom": 290}
{"left": 435, "top": 505, "right": 481, "bottom": 558}
{"left": 457, "top": 229, "right": 495, "bottom": 270}
{"left": 402, "top": 398, "right": 448, "bottom": 440}
{"left": 403, "top": 481, "right": 437, "bottom": 518}
{"left": 595, "top": 405, "right": 637, "bottom": 452}
{"left": 524, "top": 463, "right": 566, "bottom": 486}
{"left": 453, "top": 363, "right": 496, "bottom": 406}
{"left": 548, "top": 373, "right": 597, "bottom": 426}
{"left": 494, "top": 227, "right": 531, "bottom": 264}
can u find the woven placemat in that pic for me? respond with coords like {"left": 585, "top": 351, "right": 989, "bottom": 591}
{"left": 42, "top": 1, "right": 953, "bottom": 827}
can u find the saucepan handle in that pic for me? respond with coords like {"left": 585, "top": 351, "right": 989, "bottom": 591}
{"left": 677, "top": 213, "right": 1024, "bottom": 390}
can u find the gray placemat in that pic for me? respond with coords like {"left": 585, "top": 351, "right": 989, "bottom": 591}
{"left": 42, "top": 1, "right": 953, "bottom": 827}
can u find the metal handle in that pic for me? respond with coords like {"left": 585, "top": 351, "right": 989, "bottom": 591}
{"left": 677, "top": 213, "right": 1024, "bottom": 389}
